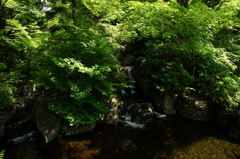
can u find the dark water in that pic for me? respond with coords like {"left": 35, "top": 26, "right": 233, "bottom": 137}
{"left": 2, "top": 116, "right": 240, "bottom": 159}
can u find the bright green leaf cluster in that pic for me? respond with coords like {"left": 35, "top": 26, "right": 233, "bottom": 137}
{"left": 95, "top": 0, "right": 240, "bottom": 110}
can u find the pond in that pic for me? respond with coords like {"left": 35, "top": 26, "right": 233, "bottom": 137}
{"left": 1, "top": 115, "right": 240, "bottom": 159}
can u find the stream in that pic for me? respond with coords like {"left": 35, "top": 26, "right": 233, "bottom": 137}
{"left": 1, "top": 115, "right": 240, "bottom": 159}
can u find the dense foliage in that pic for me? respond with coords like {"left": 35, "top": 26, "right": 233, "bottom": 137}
{"left": 0, "top": 0, "right": 121, "bottom": 126}
{"left": 0, "top": 0, "right": 239, "bottom": 125}
{"left": 33, "top": 1, "right": 120, "bottom": 126}
{"left": 94, "top": 0, "right": 240, "bottom": 110}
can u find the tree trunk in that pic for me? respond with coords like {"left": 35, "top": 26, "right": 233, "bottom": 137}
{"left": 177, "top": 0, "right": 189, "bottom": 8}
{"left": 0, "top": 0, "right": 3, "bottom": 30}
{"left": 0, "top": 0, "right": 8, "bottom": 30}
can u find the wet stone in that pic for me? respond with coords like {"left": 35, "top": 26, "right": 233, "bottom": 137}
{"left": 34, "top": 98, "right": 61, "bottom": 143}
{"left": 119, "top": 99, "right": 154, "bottom": 125}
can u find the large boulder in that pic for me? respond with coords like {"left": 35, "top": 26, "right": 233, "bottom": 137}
{"left": 133, "top": 57, "right": 176, "bottom": 115}
{"left": 175, "top": 94, "right": 217, "bottom": 121}
{"left": 122, "top": 54, "right": 137, "bottom": 66}
{"left": 133, "top": 57, "right": 152, "bottom": 96}
{"left": 63, "top": 122, "right": 96, "bottom": 136}
{"left": 163, "top": 93, "right": 176, "bottom": 115}
{"left": 230, "top": 128, "right": 240, "bottom": 139}
{"left": 0, "top": 109, "right": 13, "bottom": 139}
{"left": 33, "top": 98, "right": 61, "bottom": 143}
{"left": 151, "top": 90, "right": 176, "bottom": 115}
{"left": 13, "top": 83, "right": 36, "bottom": 110}
{"left": 101, "top": 98, "right": 120, "bottom": 126}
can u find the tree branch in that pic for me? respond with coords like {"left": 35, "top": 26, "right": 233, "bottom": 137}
{"left": 0, "top": 0, "right": 8, "bottom": 11}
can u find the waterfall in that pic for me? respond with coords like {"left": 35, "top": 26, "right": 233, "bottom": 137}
{"left": 118, "top": 67, "right": 153, "bottom": 129}
{"left": 1, "top": 119, "right": 39, "bottom": 148}
{"left": 6, "top": 131, "right": 37, "bottom": 145}
{"left": 154, "top": 112, "right": 167, "bottom": 119}
{"left": 127, "top": 68, "right": 136, "bottom": 95}
{"left": 118, "top": 66, "right": 167, "bottom": 129}
{"left": 119, "top": 66, "right": 136, "bottom": 96}
{"left": 118, "top": 120, "right": 146, "bottom": 129}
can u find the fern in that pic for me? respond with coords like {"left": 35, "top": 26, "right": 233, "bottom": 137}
{"left": 0, "top": 150, "right": 5, "bottom": 159}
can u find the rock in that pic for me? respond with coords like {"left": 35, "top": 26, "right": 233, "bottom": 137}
{"left": 119, "top": 100, "right": 154, "bottom": 124}
{"left": 133, "top": 57, "right": 152, "bottom": 96}
{"left": 163, "top": 93, "right": 176, "bottom": 115}
{"left": 151, "top": 90, "right": 176, "bottom": 115}
{"left": 216, "top": 110, "right": 238, "bottom": 127}
{"left": 63, "top": 122, "right": 96, "bottom": 136}
{"left": 237, "top": 111, "right": 240, "bottom": 124}
{"left": 33, "top": 98, "right": 61, "bottom": 143}
{"left": 230, "top": 128, "right": 240, "bottom": 140}
{"left": 122, "top": 54, "right": 137, "bottom": 66}
{"left": 175, "top": 94, "right": 217, "bottom": 121}
{"left": 13, "top": 82, "right": 36, "bottom": 111}
{"left": 216, "top": 111, "right": 240, "bottom": 140}
{"left": 133, "top": 57, "right": 176, "bottom": 115}
{"left": 0, "top": 109, "right": 13, "bottom": 138}
{"left": 23, "top": 83, "right": 36, "bottom": 100}
{"left": 101, "top": 98, "right": 120, "bottom": 126}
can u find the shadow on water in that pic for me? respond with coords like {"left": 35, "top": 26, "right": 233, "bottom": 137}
{"left": 1, "top": 99, "right": 240, "bottom": 159}
{"left": 92, "top": 119, "right": 239, "bottom": 159}
{"left": 12, "top": 116, "right": 238, "bottom": 159}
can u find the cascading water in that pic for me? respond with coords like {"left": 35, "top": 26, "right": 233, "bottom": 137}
{"left": 2, "top": 120, "right": 34, "bottom": 144}
{"left": 118, "top": 66, "right": 159, "bottom": 129}
{"left": 119, "top": 66, "right": 136, "bottom": 97}
{"left": 0, "top": 119, "right": 41, "bottom": 159}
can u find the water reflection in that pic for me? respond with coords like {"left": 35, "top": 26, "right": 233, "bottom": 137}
{"left": 2, "top": 116, "right": 240, "bottom": 159}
